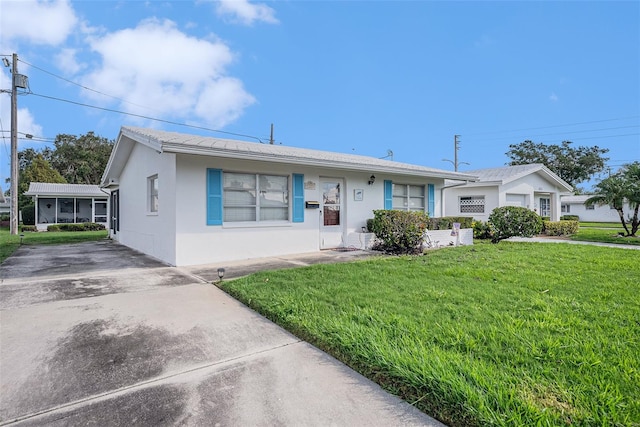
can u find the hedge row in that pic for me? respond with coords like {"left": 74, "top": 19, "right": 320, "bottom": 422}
{"left": 47, "top": 223, "right": 106, "bottom": 232}
{"left": 543, "top": 220, "right": 579, "bottom": 236}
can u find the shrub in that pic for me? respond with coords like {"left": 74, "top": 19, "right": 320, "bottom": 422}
{"left": 370, "top": 210, "right": 429, "bottom": 254}
{"left": 57, "top": 223, "right": 105, "bottom": 232}
{"left": 472, "top": 220, "right": 493, "bottom": 240}
{"left": 488, "top": 206, "right": 543, "bottom": 243}
{"left": 561, "top": 215, "right": 580, "bottom": 221}
{"left": 543, "top": 220, "right": 579, "bottom": 236}
{"left": 428, "top": 216, "right": 473, "bottom": 230}
{"left": 0, "top": 213, "right": 9, "bottom": 221}
{"left": 47, "top": 225, "right": 61, "bottom": 232}
{"left": 20, "top": 225, "right": 37, "bottom": 232}
{"left": 366, "top": 218, "right": 375, "bottom": 233}
{"left": 21, "top": 204, "right": 35, "bottom": 225}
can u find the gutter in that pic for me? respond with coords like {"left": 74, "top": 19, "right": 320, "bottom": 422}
{"left": 440, "top": 180, "right": 471, "bottom": 217}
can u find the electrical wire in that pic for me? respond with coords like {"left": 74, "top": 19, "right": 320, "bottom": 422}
{"left": 18, "top": 58, "right": 166, "bottom": 115}
{"left": 29, "top": 92, "right": 267, "bottom": 143}
{"left": 464, "top": 115, "right": 640, "bottom": 137}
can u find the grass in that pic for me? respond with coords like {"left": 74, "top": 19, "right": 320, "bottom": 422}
{"left": 571, "top": 223, "right": 640, "bottom": 246}
{"left": 222, "top": 243, "right": 640, "bottom": 426}
{"left": 0, "top": 227, "right": 109, "bottom": 263}
{"left": 578, "top": 222, "right": 623, "bottom": 229}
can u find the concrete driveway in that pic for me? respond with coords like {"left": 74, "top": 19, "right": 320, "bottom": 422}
{"left": 0, "top": 241, "right": 442, "bottom": 426}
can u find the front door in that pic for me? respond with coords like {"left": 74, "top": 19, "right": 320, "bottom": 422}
{"left": 320, "top": 179, "right": 344, "bottom": 249}
{"left": 539, "top": 197, "right": 550, "bottom": 218}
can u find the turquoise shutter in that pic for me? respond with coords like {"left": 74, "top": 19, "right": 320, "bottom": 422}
{"left": 206, "top": 169, "right": 223, "bottom": 225}
{"left": 428, "top": 184, "right": 435, "bottom": 217}
{"left": 384, "top": 180, "right": 393, "bottom": 210}
{"left": 292, "top": 173, "right": 304, "bottom": 223}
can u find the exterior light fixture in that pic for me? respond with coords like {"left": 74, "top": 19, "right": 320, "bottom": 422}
{"left": 217, "top": 268, "right": 225, "bottom": 281}
{"left": 368, "top": 175, "right": 376, "bottom": 185}
{"left": 20, "top": 233, "right": 24, "bottom": 244}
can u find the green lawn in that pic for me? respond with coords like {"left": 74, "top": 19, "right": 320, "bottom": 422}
{"left": 222, "top": 243, "right": 640, "bottom": 426}
{"left": 572, "top": 224, "right": 640, "bottom": 246}
{"left": 0, "top": 227, "right": 109, "bottom": 263}
{"left": 578, "top": 222, "right": 623, "bottom": 229}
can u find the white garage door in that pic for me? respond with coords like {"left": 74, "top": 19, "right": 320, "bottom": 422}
{"left": 505, "top": 194, "right": 526, "bottom": 207}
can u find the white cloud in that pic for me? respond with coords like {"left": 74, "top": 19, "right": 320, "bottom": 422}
{"left": 0, "top": 71, "right": 44, "bottom": 145}
{"left": 0, "top": 0, "right": 78, "bottom": 46}
{"left": 549, "top": 92, "right": 559, "bottom": 102}
{"left": 55, "top": 48, "right": 83, "bottom": 75}
{"left": 82, "top": 18, "right": 256, "bottom": 128}
{"left": 215, "top": 0, "right": 279, "bottom": 25}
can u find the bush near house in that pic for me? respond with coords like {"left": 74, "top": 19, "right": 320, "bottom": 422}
{"left": 428, "top": 216, "right": 473, "bottom": 230}
{"left": 21, "top": 203, "right": 35, "bottom": 225}
{"left": 47, "top": 223, "right": 106, "bottom": 232}
{"left": 20, "top": 225, "right": 37, "bottom": 232}
{"left": 543, "top": 220, "right": 579, "bottom": 236}
{"left": 488, "top": 206, "right": 543, "bottom": 243}
{"left": 472, "top": 220, "right": 493, "bottom": 240}
{"left": 370, "top": 210, "right": 429, "bottom": 254}
{"left": 560, "top": 215, "right": 580, "bottom": 221}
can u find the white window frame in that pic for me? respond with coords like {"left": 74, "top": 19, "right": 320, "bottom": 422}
{"left": 147, "top": 174, "right": 158, "bottom": 214}
{"left": 223, "top": 172, "right": 290, "bottom": 223}
{"left": 392, "top": 183, "right": 425, "bottom": 212}
{"left": 459, "top": 196, "right": 485, "bottom": 214}
{"left": 586, "top": 204, "right": 595, "bottom": 210}
{"left": 561, "top": 203, "right": 570, "bottom": 213}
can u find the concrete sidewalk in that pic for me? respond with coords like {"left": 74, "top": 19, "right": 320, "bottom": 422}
{"left": 0, "top": 241, "right": 442, "bottom": 426}
{"left": 507, "top": 235, "right": 640, "bottom": 250}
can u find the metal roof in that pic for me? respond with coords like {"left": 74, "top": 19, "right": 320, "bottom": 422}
{"left": 24, "top": 182, "right": 108, "bottom": 198}
{"left": 102, "top": 126, "right": 479, "bottom": 186}
{"left": 458, "top": 164, "right": 573, "bottom": 191}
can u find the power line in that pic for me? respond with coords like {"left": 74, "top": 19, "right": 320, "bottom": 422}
{"left": 29, "top": 91, "right": 266, "bottom": 143}
{"left": 464, "top": 115, "right": 640, "bottom": 137}
{"left": 18, "top": 58, "right": 163, "bottom": 116}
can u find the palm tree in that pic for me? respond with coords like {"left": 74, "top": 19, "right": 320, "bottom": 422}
{"left": 586, "top": 162, "right": 639, "bottom": 237}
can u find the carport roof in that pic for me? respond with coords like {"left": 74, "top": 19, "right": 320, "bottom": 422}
{"left": 101, "top": 126, "right": 478, "bottom": 186}
{"left": 24, "top": 182, "right": 108, "bottom": 198}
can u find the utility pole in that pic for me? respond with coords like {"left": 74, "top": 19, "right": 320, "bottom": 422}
{"left": 9, "top": 54, "right": 19, "bottom": 235}
{"left": 269, "top": 123, "right": 274, "bottom": 145}
{"left": 442, "top": 134, "right": 469, "bottom": 171}
{"left": 454, "top": 134, "right": 459, "bottom": 171}
{"left": 4, "top": 53, "right": 28, "bottom": 235}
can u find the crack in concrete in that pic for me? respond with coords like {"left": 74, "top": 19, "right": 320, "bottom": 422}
{"left": 1, "top": 339, "right": 303, "bottom": 426}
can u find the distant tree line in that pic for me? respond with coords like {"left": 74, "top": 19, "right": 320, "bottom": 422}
{"left": 5, "top": 132, "right": 113, "bottom": 208}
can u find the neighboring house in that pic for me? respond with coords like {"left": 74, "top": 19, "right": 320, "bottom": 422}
{"left": 443, "top": 164, "right": 573, "bottom": 222}
{"left": 100, "top": 126, "right": 477, "bottom": 266}
{"left": 24, "top": 182, "right": 109, "bottom": 231}
{"left": 560, "top": 195, "right": 633, "bottom": 222}
{"left": 0, "top": 185, "right": 9, "bottom": 215}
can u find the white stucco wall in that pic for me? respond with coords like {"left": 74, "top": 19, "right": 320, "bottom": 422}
{"left": 171, "top": 154, "right": 442, "bottom": 266}
{"left": 112, "top": 143, "right": 178, "bottom": 264}
{"left": 562, "top": 202, "right": 630, "bottom": 222}
{"left": 444, "top": 173, "right": 570, "bottom": 221}
{"left": 444, "top": 185, "right": 499, "bottom": 222}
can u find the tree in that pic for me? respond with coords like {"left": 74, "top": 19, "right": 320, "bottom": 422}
{"left": 18, "top": 155, "right": 66, "bottom": 208}
{"left": 49, "top": 132, "right": 114, "bottom": 184}
{"left": 585, "top": 161, "right": 640, "bottom": 237}
{"left": 506, "top": 140, "right": 609, "bottom": 188}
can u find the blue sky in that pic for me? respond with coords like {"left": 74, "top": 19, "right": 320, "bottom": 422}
{"left": 1, "top": 0, "right": 639, "bottom": 191}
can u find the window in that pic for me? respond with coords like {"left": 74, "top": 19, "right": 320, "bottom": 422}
{"left": 561, "top": 204, "right": 570, "bottom": 213}
{"left": 586, "top": 204, "right": 595, "bottom": 210}
{"left": 223, "top": 173, "right": 289, "bottom": 222}
{"left": 148, "top": 175, "right": 158, "bottom": 213}
{"left": 392, "top": 184, "right": 425, "bottom": 211}
{"left": 459, "top": 196, "right": 485, "bottom": 213}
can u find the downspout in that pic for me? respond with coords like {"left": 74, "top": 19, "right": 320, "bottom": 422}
{"left": 440, "top": 180, "right": 470, "bottom": 217}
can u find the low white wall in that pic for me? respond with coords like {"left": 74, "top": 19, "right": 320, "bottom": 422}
{"left": 427, "top": 228, "right": 473, "bottom": 247}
